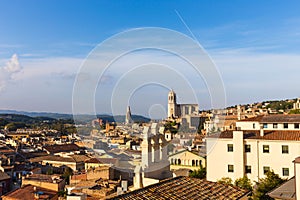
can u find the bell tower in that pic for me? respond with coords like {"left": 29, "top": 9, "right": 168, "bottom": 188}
{"left": 168, "top": 90, "right": 177, "bottom": 118}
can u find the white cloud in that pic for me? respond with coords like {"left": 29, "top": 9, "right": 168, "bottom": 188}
{"left": 0, "top": 54, "right": 22, "bottom": 91}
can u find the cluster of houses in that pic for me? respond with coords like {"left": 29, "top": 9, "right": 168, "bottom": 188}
{"left": 0, "top": 93, "right": 300, "bottom": 199}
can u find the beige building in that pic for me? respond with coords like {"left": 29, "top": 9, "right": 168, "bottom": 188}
{"left": 22, "top": 174, "right": 65, "bottom": 192}
{"left": 206, "top": 114, "right": 300, "bottom": 183}
{"left": 30, "top": 155, "right": 89, "bottom": 172}
{"left": 168, "top": 149, "right": 205, "bottom": 171}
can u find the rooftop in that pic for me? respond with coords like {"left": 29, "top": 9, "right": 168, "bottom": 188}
{"left": 240, "top": 114, "right": 300, "bottom": 123}
{"left": 267, "top": 177, "right": 295, "bottom": 200}
{"left": 30, "top": 154, "right": 89, "bottom": 163}
{"left": 0, "top": 171, "right": 10, "bottom": 181}
{"left": 207, "top": 130, "right": 300, "bottom": 141}
{"left": 2, "top": 184, "right": 58, "bottom": 200}
{"left": 108, "top": 176, "right": 250, "bottom": 200}
{"left": 44, "top": 144, "right": 81, "bottom": 154}
{"left": 23, "top": 174, "right": 64, "bottom": 183}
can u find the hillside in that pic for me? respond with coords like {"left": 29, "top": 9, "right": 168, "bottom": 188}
{"left": 0, "top": 110, "right": 151, "bottom": 124}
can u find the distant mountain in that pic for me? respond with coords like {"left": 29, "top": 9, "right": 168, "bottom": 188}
{"left": 0, "top": 110, "right": 72, "bottom": 119}
{"left": 0, "top": 110, "right": 150, "bottom": 123}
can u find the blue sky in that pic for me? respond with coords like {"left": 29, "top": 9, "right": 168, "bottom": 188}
{"left": 0, "top": 1, "right": 300, "bottom": 117}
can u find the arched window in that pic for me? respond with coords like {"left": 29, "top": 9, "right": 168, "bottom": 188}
{"left": 196, "top": 160, "right": 198, "bottom": 166}
{"left": 192, "top": 160, "right": 195, "bottom": 166}
{"left": 178, "top": 159, "right": 181, "bottom": 165}
{"left": 171, "top": 158, "right": 174, "bottom": 165}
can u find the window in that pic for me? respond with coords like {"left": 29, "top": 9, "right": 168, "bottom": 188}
{"left": 295, "top": 123, "right": 299, "bottom": 129}
{"left": 245, "top": 165, "right": 251, "bottom": 174}
{"left": 263, "top": 166, "right": 270, "bottom": 174}
{"left": 282, "top": 168, "right": 289, "bottom": 176}
{"left": 263, "top": 123, "right": 268, "bottom": 128}
{"left": 228, "top": 165, "right": 234, "bottom": 173}
{"left": 273, "top": 123, "right": 278, "bottom": 128}
{"left": 253, "top": 123, "right": 256, "bottom": 129}
{"left": 245, "top": 144, "right": 251, "bottom": 153}
{"left": 227, "top": 144, "right": 233, "bottom": 152}
{"left": 282, "top": 145, "right": 289, "bottom": 154}
{"left": 284, "top": 123, "right": 288, "bottom": 129}
{"left": 263, "top": 145, "right": 270, "bottom": 153}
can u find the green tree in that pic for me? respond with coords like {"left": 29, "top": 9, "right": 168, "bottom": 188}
{"left": 62, "top": 167, "right": 73, "bottom": 185}
{"left": 289, "top": 109, "right": 300, "bottom": 114}
{"left": 5, "top": 122, "right": 27, "bottom": 131}
{"left": 252, "top": 171, "right": 285, "bottom": 200}
{"left": 189, "top": 166, "right": 206, "bottom": 179}
{"left": 217, "top": 177, "right": 233, "bottom": 185}
{"left": 46, "top": 166, "right": 53, "bottom": 175}
{"left": 234, "top": 176, "right": 252, "bottom": 191}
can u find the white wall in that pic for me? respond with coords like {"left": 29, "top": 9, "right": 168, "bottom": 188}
{"left": 236, "top": 121, "right": 260, "bottom": 130}
{"left": 206, "top": 138, "right": 235, "bottom": 182}
{"left": 206, "top": 136, "right": 300, "bottom": 183}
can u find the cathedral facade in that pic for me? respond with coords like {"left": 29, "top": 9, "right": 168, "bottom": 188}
{"left": 167, "top": 90, "right": 199, "bottom": 119}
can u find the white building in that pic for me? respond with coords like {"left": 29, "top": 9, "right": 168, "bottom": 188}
{"left": 133, "top": 123, "right": 172, "bottom": 189}
{"left": 206, "top": 114, "right": 300, "bottom": 183}
{"left": 294, "top": 98, "right": 300, "bottom": 110}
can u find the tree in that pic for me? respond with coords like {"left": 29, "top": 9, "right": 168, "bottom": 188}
{"left": 5, "top": 122, "right": 27, "bottom": 131}
{"left": 289, "top": 109, "right": 300, "bottom": 114}
{"left": 234, "top": 176, "right": 252, "bottom": 191}
{"left": 46, "top": 166, "right": 53, "bottom": 175}
{"left": 217, "top": 177, "right": 233, "bottom": 185}
{"left": 189, "top": 166, "right": 206, "bottom": 179}
{"left": 252, "top": 171, "right": 285, "bottom": 200}
{"left": 62, "top": 167, "right": 73, "bottom": 185}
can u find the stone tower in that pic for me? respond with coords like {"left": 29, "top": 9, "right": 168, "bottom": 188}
{"left": 168, "top": 90, "right": 177, "bottom": 118}
{"left": 125, "top": 106, "right": 132, "bottom": 125}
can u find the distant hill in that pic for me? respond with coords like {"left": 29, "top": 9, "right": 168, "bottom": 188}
{"left": 0, "top": 110, "right": 150, "bottom": 124}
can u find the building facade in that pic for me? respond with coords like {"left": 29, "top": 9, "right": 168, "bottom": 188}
{"left": 206, "top": 114, "right": 300, "bottom": 183}
{"left": 167, "top": 90, "right": 198, "bottom": 119}
{"left": 167, "top": 90, "right": 200, "bottom": 129}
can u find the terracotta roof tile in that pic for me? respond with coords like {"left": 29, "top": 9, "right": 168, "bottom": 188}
{"left": 207, "top": 130, "right": 300, "bottom": 141}
{"left": 240, "top": 114, "right": 300, "bottom": 123}
{"left": 2, "top": 184, "right": 58, "bottom": 200}
{"left": 44, "top": 144, "right": 81, "bottom": 154}
{"left": 108, "top": 176, "right": 249, "bottom": 200}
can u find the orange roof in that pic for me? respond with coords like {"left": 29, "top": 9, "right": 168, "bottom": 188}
{"left": 207, "top": 130, "right": 300, "bottom": 141}
{"left": 108, "top": 176, "right": 249, "bottom": 199}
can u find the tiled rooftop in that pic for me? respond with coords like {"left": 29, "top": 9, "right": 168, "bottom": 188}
{"left": 240, "top": 114, "right": 300, "bottom": 123}
{"left": 23, "top": 174, "right": 64, "bottom": 183}
{"left": 2, "top": 184, "right": 58, "bottom": 200}
{"left": 207, "top": 130, "right": 300, "bottom": 141}
{"left": 108, "top": 176, "right": 250, "bottom": 200}
{"left": 267, "top": 177, "right": 295, "bottom": 199}
{"left": 30, "top": 154, "right": 89, "bottom": 163}
{"left": 44, "top": 144, "right": 81, "bottom": 154}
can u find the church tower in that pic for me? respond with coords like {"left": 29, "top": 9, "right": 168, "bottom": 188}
{"left": 168, "top": 90, "right": 177, "bottom": 118}
{"left": 125, "top": 106, "right": 132, "bottom": 125}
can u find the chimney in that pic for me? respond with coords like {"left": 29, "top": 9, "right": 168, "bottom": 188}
{"left": 260, "top": 124, "right": 264, "bottom": 137}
